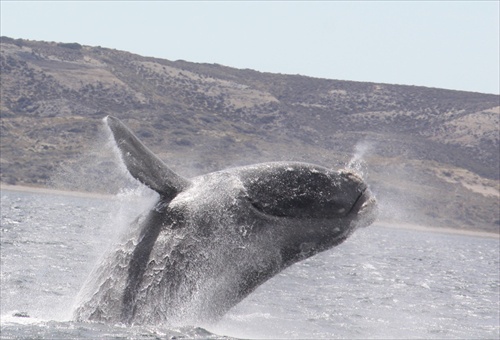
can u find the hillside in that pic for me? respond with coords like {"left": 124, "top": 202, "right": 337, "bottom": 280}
{"left": 1, "top": 37, "right": 499, "bottom": 232}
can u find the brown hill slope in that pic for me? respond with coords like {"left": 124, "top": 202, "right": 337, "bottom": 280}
{"left": 1, "top": 37, "right": 499, "bottom": 232}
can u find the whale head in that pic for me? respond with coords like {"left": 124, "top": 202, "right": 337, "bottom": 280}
{"left": 237, "top": 162, "right": 377, "bottom": 266}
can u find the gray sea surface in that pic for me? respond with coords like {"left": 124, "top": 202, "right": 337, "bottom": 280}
{"left": 1, "top": 189, "right": 499, "bottom": 339}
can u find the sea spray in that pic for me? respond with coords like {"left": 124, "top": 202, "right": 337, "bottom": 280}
{"left": 72, "top": 185, "right": 158, "bottom": 316}
{"left": 345, "top": 141, "right": 375, "bottom": 178}
{"left": 67, "top": 119, "right": 161, "bottom": 317}
{"left": 50, "top": 121, "right": 137, "bottom": 195}
{"left": 345, "top": 141, "right": 415, "bottom": 225}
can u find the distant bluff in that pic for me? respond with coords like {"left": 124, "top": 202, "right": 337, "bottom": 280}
{"left": 1, "top": 36, "right": 499, "bottom": 232}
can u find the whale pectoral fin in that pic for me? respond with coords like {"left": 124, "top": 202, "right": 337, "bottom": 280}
{"left": 105, "top": 116, "right": 190, "bottom": 199}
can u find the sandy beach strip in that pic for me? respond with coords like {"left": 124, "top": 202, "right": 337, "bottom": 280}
{"left": 377, "top": 221, "right": 499, "bottom": 239}
{"left": 0, "top": 183, "right": 114, "bottom": 200}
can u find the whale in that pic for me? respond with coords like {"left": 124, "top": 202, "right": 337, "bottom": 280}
{"left": 74, "top": 116, "right": 377, "bottom": 326}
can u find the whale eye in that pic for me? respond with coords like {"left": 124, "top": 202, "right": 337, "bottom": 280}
{"left": 243, "top": 164, "right": 365, "bottom": 219}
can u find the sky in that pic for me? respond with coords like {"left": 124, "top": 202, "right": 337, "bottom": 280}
{"left": 1, "top": 1, "right": 499, "bottom": 94}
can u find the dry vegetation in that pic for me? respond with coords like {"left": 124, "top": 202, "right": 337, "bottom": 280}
{"left": 1, "top": 36, "right": 499, "bottom": 232}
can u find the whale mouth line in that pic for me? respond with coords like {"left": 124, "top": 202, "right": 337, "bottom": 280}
{"left": 348, "top": 188, "right": 370, "bottom": 216}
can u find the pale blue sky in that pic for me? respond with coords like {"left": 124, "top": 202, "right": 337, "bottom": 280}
{"left": 1, "top": 1, "right": 499, "bottom": 94}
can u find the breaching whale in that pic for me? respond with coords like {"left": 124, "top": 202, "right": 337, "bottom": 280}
{"left": 74, "top": 116, "right": 377, "bottom": 326}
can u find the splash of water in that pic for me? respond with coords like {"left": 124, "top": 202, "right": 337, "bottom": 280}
{"left": 48, "top": 118, "right": 160, "bottom": 319}
{"left": 49, "top": 119, "right": 139, "bottom": 195}
{"left": 345, "top": 141, "right": 375, "bottom": 178}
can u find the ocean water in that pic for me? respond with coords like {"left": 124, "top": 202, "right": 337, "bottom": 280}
{"left": 1, "top": 189, "right": 499, "bottom": 339}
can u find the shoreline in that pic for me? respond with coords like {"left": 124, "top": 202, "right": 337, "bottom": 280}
{"left": 376, "top": 221, "right": 499, "bottom": 239}
{"left": 1, "top": 183, "right": 498, "bottom": 239}
{"left": 0, "top": 183, "right": 114, "bottom": 200}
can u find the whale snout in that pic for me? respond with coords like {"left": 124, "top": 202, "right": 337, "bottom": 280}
{"left": 325, "top": 170, "right": 366, "bottom": 215}
{"left": 350, "top": 187, "right": 376, "bottom": 217}
{"left": 338, "top": 169, "right": 376, "bottom": 211}
{"left": 241, "top": 163, "right": 376, "bottom": 220}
